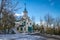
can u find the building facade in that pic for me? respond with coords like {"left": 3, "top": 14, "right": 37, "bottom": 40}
{"left": 15, "top": 4, "right": 33, "bottom": 33}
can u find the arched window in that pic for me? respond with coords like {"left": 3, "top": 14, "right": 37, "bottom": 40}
{"left": 21, "top": 27, "right": 23, "bottom": 31}
{"left": 27, "top": 23, "right": 28, "bottom": 24}
{"left": 30, "top": 23, "right": 31, "bottom": 25}
{"left": 22, "top": 21, "right": 26, "bottom": 26}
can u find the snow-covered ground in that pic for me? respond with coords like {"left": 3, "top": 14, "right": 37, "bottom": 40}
{"left": 0, "top": 34, "right": 59, "bottom": 40}
{"left": 0, "top": 34, "right": 46, "bottom": 40}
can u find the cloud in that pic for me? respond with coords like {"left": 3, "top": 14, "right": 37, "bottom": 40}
{"left": 35, "top": 21, "right": 46, "bottom": 25}
{"left": 35, "top": 22, "right": 40, "bottom": 25}
{"left": 14, "top": 12, "right": 24, "bottom": 17}
{"left": 35, "top": 21, "right": 54, "bottom": 27}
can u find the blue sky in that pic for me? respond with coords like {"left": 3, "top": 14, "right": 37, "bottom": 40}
{"left": 15, "top": 0, "right": 60, "bottom": 23}
{"left": 1, "top": 0, "right": 60, "bottom": 24}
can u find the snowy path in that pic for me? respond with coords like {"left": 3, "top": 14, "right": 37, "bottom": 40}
{"left": 0, "top": 34, "right": 46, "bottom": 40}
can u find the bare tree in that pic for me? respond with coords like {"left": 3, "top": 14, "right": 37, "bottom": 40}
{"left": 44, "top": 13, "right": 54, "bottom": 27}
{"left": 40, "top": 17, "right": 43, "bottom": 26}
{"left": 52, "top": 17, "right": 60, "bottom": 34}
{"left": 0, "top": 0, "right": 20, "bottom": 33}
{"left": 32, "top": 16, "right": 35, "bottom": 32}
{"left": 55, "top": 17, "right": 60, "bottom": 31}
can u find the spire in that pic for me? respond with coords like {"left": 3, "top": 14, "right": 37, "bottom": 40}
{"left": 24, "top": 3, "right": 26, "bottom": 10}
{"left": 23, "top": 3, "right": 28, "bottom": 13}
{"left": 23, "top": 3, "right": 29, "bottom": 19}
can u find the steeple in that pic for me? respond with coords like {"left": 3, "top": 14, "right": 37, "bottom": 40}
{"left": 23, "top": 3, "right": 28, "bottom": 17}
{"left": 23, "top": 3, "right": 28, "bottom": 13}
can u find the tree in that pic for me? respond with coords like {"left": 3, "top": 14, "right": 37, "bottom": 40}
{"left": 0, "top": 0, "right": 20, "bottom": 33}
{"left": 55, "top": 17, "right": 60, "bottom": 27}
{"left": 55, "top": 17, "right": 60, "bottom": 35}
{"left": 40, "top": 25, "right": 44, "bottom": 33}
{"left": 40, "top": 17, "right": 43, "bottom": 25}
{"left": 44, "top": 13, "right": 54, "bottom": 34}
{"left": 44, "top": 13, "right": 54, "bottom": 27}
{"left": 32, "top": 16, "right": 35, "bottom": 32}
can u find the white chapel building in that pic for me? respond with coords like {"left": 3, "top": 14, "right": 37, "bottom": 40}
{"left": 15, "top": 4, "right": 33, "bottom": 33}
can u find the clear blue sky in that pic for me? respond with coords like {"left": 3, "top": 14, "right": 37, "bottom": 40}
{"left": 15, "top": 0, "right": 60, "bottom": 23}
